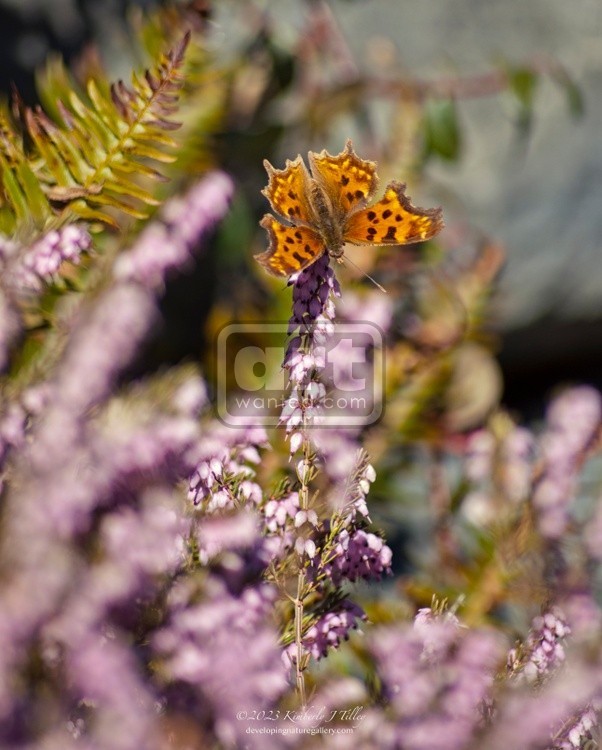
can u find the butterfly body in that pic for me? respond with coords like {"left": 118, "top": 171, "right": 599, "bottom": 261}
{"left": 256, "top": 140, "right": 443, "bottom": 277}
{"left": 307, "top": 180, "right": 345, "bottom": 260}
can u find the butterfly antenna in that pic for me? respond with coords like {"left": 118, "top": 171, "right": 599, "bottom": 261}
{"left": 340, "top": 255, "right": 388, "bottom": 294}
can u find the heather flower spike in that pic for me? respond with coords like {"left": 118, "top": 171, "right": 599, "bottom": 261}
{"left": 2, "top": 225, "right": 93, "bottom": 294}
{"left": 255, "top": 144, "right": 398, "bottom": 709}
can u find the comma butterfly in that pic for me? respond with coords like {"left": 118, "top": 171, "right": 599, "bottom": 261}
{"left": 255, "top": 139, "right": 444, "bottom": 277}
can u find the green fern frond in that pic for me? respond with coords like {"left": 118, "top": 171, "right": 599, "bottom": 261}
{"left": 130, "top": 3, "right": 229, "bottom": 177}
{"left": 0, "top": 106, "right": 50, "bottom": 235}
{"left": 0, "top": 32, "right": 190, "bottom": 240}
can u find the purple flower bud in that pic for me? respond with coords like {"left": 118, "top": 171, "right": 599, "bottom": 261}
{"left": 308, "top": 296, "right": 323, "bottom": 318}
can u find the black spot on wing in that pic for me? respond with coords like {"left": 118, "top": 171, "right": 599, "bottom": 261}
{"left": 383, "top": 226, "right": 397, "bottom": 240}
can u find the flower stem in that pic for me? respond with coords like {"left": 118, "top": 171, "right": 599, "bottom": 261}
{"left": 293, "top": 431, "right": 312, "bottom": 708}
{"left": 294, "top": 566, "right": 307, "bottom": 708}
{"left": 280, "top": 255, "right": 340, "bottom": 707}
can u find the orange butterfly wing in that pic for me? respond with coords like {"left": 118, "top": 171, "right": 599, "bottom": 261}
{"left": 308, "top": 139, "right": 379, "bottom": 218}
{"left": 261, "top": 156, "right": 314, "bottom": 224}
{"left": 255, "top": 214, "right": 325, "bottom": 277}
{"left": 343, "top": 181, "right": 444, "bottom": 246}
{"left": 258, "top": 142, "right": 444, "bottom": 278}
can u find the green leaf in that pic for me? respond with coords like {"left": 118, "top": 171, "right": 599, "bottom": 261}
{"left": 15, "top": 162, "right": 51, "bottom": 225}
{"left": 67, "top": 200, "right": 119, "bottom": 228}
{"left": 422, "top": 98, "right": 462, "bottom": 162}
{"left": 550, "top": 66, "right": 585, "bottom": 119}
{"left": 507, "top": 66, "right": 539, "bottom": 135}
{"left": 102, "top": 178, "right": 161, "bottom": 205}
{"left": 508, "top": 67, "right": 538, "bottom": 108}
{"left": 1, "top": 158, "right": 30, "bottom": 225}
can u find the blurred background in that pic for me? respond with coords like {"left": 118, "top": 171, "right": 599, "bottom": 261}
{"left": 2, "top": 0, "right": 601, "bottom": 419}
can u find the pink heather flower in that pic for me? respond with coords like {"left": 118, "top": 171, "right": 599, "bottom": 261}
{"left": 312, "top": 427, "right": 363, "bottom": 486}
{"left": 7, "top": 225, "right": 92, "bottom": 293}
{"left": 0, "top": 234, "right": 19, "bottom": 262}
{"left": 162, "top": 172, "right": 233, "bottom": 246}
{"left": 501, "top": 426, "right": 534, "bottom": 501}
{"left": 44, "top": 489, "right": 190, "bottom": 653}
{"left": 66, "top": 633, "right": 159, "bottom": 750}
{"left": 283, "top": 599, "right": 366, "bottom": 664}
{"left": 560, "top": 592, "right": 602, "bottom": 641}
{"left": 318, "top": 527, "right": 392, "bottom": 585}
{"left": 338, "top": 289, "right": 394, "bottom": 332}
{"left": 0, "top": 384, "right": 54, "bottom": 473}
{"left": 107, "top": 417, "right": 200, "bottom": 483}
{"left": 115, "top": 172, "right": 233, "bottom": 288}
{"left": 371, "top": 622, "right": 502, "bottom": 750}
{"left": 307, "top": 676, "right": 367, "bottom": 720}
{"left": 546, "top": 386, "right": 602, "bottom": 452}
{"left": 534, "top": 387, "right": 602, "bottom": 539}
{"left": 0, "top": 260, "right": 218, "bottom": 718}
{"left": 336, "top": 451, "right": 376, "bottom": 522}
{"left": 172, "top": 376, "right": 208, "bottom": 416}
{"left": 263, "top": 492, "right": 300, "bottom": 534}
{"left": 0, "top": 403, "right": 27, "bottom": 455}
{"left": 294, "top": 536, "right": 317, "bottom": 558}
{"left": 20, "top": 382, "right": 53, "bottom": 415}
{"left": 463, "top": 424, "right": 535, "bottom": 525}
{"left": 288, "top": 430, "right": 304, "bottom": 455}
{"left": 280, "top": 253, "right": 340, "bottom": 444}
{"left": 481, "top": 660, "right": 602, "bottom": 750}
{"left": 0, "top": 178, "right": 234, "bottom": 739}
{"left": 154, "top": 582, "right": 287, "bottom": 749}
{"left": 50, "top": 283, "right": 157, "bottom": 416}
{"left": 187, "top": 423, "right": 267, "bottom": 509}
{"left": 551, "top": 702, "right": 599, "bottom": 749}
{"left": 508, "top": 608, "right": 571, "bottom": 685}
{"left": 196, "top": 511, "right": 261, "bottom": 565}
{"left": 31, "top": 413, "right": 200, "bottom": 540}
{"left": 101, "top": 494, "right": 187, "bottom": 576}
{"left": 294, "top": 508, "right": 319, "bottom": 528}
{"left": 465, "top": 429, "right": 496, "bottom": 483}
{"left": 413, "top": 607, "right": 463, "bottom": 662}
